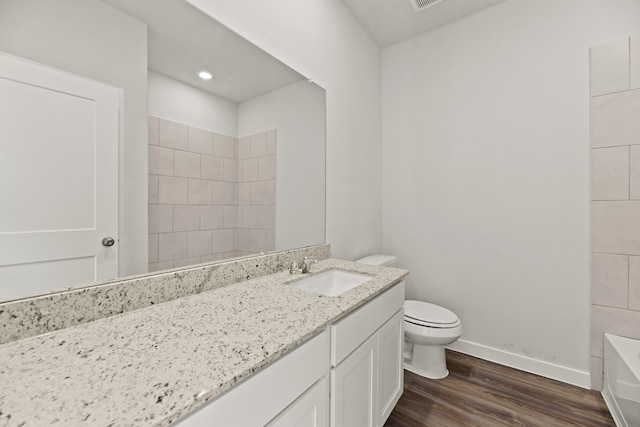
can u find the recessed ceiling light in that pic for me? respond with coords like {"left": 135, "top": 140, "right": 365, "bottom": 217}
{"left": 198, "top": 71, "right": 213, "bottom": 80}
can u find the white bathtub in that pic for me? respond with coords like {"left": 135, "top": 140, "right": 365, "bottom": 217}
{"left": 603, "top": 334, "right": 640, "bottom": 427}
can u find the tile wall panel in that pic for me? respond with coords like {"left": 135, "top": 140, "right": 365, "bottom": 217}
{"left": 590, "top": 39, "right": 629, "bottom": 96}
{"left": 591, "top": 90, "right": 640, "bottom": 148}
{"left": 591, "top": 253, "right": 628, "bottom": 308}
{"left": 590, "top": 37, "right": 640, "bottom": 391}
{"left": 632, "top": 36, "right": 640, "bottom": 90}
{"left": 148, "top": 117, "right": 276, "bottom": 271}
{"left": 628, "top": 256, "right": 640, "bottom": 310}
{"left": 591, "top": 146, "right": 629, "bottom": 200}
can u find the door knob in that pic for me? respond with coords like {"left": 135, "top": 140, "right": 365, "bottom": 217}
{"left": 102, "top": 237, "right": 115, "bottom": 247}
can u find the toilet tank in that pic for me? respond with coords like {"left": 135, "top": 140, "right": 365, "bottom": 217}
{"left": 355, "top": 254, "right": 397, "bottom": 267}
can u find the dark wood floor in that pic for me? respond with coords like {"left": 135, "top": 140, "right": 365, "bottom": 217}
{"left": 385, "top": 350, "right": 614, "bottom": 427}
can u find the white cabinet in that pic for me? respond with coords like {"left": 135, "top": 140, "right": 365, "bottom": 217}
{"left": 175, "top": 330, "right": 329, "bottom": 427}
{"left": 268, "top": 378, "right": 327, "bottom": 427}
{"left": 175, "top": 281, "right": 405, "bottom": 427}
{"left": 330, "top": 282, "right": 405, "bottom": 427}
{"left": 331, "top": 333, "right": 376, "bottom": 427}
{"left": 376, "top": 310, "right": 404, "bottom": 424}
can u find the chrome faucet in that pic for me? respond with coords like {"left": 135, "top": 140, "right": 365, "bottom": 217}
{"left": 289, "top": 260, "right": 302, "bottom": 274}
{"left": 301, "top": 256, "right": 317, "bottom": 274}
{"left": 289, "top": 256, "right": 317, "bottom": 274}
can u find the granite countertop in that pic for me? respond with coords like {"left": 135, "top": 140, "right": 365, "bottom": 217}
{"left": 0, "top": 258, "right": 407, "bottom": 427}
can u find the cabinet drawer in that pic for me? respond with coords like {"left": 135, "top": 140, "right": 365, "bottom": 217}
{"left": 330, "top": 281, "right": 404, "bottom": 366}
{"left": 175, "top": 329, "right": 328, "bottom": 426}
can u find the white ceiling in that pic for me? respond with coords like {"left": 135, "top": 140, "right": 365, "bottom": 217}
{"left": 341, "top": 0, "right": 508, "bottom": 47}
{"left": 101, "top": 0, "right": 508, "bottom": 101}
{"left": 102, "top": 0, "right": 305, "bottom": 103}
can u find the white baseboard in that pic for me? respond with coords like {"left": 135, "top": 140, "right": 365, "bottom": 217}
{"left": 447, "top": 339, "right": 591, "bottom": 389}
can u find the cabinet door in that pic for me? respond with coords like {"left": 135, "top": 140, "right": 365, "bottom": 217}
{"left": 268, "top": 378, "right": 327, "bottom": 427}
{"left": 331, "top": 334, "right": 377, "bottom": 427}
{"left": 376, "top": 310, "right": 404, "bottom": 426}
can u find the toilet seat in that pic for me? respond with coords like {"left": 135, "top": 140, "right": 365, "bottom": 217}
{"left": 404, "top": 300, "right": 460, "bottom": 329}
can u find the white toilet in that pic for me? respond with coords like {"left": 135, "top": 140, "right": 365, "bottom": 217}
{"left": 356, "top": 254, "right": 463, "bottom": 379}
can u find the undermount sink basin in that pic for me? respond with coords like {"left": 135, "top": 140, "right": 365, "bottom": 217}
{"left": 291, "top": 269, "right": 372, "bottom": 297}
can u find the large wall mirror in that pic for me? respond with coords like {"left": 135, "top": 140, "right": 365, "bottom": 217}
{"left": 0, "top": 0, "right": 325, "bottom": 302}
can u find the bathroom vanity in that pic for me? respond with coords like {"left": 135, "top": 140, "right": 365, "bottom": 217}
{"left": 0, "top": 250, "right": 407, "bottom": 427}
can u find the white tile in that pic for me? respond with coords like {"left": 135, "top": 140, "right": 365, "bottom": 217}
{"left": 259, "top": 155, "right": 276, "bottom": 181}
{"left": 591, "top": 146, "right": 629, "bottom": 200}
{"left": 212, "top": 229, "right": 234, "bottom": 253}
{"left": 212, "top": 181, "right": 234, "bottom": 205}
{"left": 158, "top": 232, "right": 188, "bottom": 262}
{"left": 149, "top": 116, "right": 159, "bottom": 146}
{"left": 238, "top": 136, "right": 251, "bottom": 160}
{"left": 266, "top": 130, "right": 276, "bottom": 155}
{"left": 188, "top": 127, "right": 212, "bottom": 154}
{"left": 188, "top": 230, "right": 212, "bottom": 257}
{"left": 148, "top": 204, "right": 173, "bottom": 233}
{"left": 224, "top": 158, "right": 238, "bottom": 182}
{"left": 173, "top": 205, "right": 200, "bottom": 232}
{"left": 148, "top": 175, "right": 159, "bottom": 204}
{"left": 266, "top": 180, "right": 276, "bottom": 204}
{"left": 591, "top": 305, "right": 640, "bottom": 357}
{"left": 265, "top": 229, "right": 275, "bottom": 251}
{"left": 591, "top": 253, "right": 628, "bottom": 308}
{"left": 238, "top": 182, "right": 251, "bottom": 205}
{"left": 251, "top": 132, "right": 267, "bottom": 157}
{"left": 188, "top": 179, "right": 213, "bottom": 205}
{"left": 234, "top": 229, "right": 251, "bottom": 252}
{"left": 628, "top": 256, "right": 640, "bottom": 310}
{"left": 200, "top": 205, "right": 224, "bottom": 230}
{"left": 149, "top": 145, "right": 174, "bottom": 176}
{"left": 158, "top": 176, "right": 188, "bottom": 205}
{"left": 243, "top": 158, "right": 259, "bottom": 182}
{"left": 174, "top": 150, "right": 201, "bottom": 179}
{"left": 201, "top": 155, "right": 223, "bottom": 181}
{"left": 233, "top": 182, "right": 239, "bottom": 205}
{"left": 242, "top": 206, "right": 259, "bottom": 228}
{"left": 223, "top": 206, "right": 238, "bottom": 229}
{"left": 631, "top": 36, "right": 640, "bottom": 90}
{"left": 251, "top": 181, "right": 267, "bottom": 205}
{"left": 159, "top": 119, "right": 188, "bottom": 150}
{"left": 148, "top": 233, "right": 158, "bottom": 263}
{"left": 258, "top": 205, "right": 275, "bottom": 230}
{"left": 592, "top": 201, "right": 640, "bottom": 255}
{"left": 173, "top": 257, "right": 201, "bottom": 268}
{"left": 149, "top": 261, "right": 173, "bottom": 272}
{"left": 630, "top": 146, "right": 640, "bottom": 200}
{"left": 590, "top": 38, "right": 630, "bottom": 96}
{"left": 591, "top": 357, "right": 604, "bottom": 391}
{"left": 591, "top": 90, "right": 640, "bottom": 148}
{"left": 213, "top": 133, "right": 236, "bottom": 159}
{"left": 250, "top": 229, "right": 267, "bottom": 253}
{"left": 200, "top": 253, "right": 225, "bottom": 263}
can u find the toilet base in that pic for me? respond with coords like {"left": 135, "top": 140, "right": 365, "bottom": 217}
{"left": 404, "top": 343, "right": 449, "bottom": 379}
{"left": 404, "top": 362, "right": 449, "bottom": 380}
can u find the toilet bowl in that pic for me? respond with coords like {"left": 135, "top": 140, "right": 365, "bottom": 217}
{"left": 356, "top": 254, "right": 463, "bottom": 380}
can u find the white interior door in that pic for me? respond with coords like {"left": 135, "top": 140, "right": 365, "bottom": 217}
{"left": 0, "top": 52, "right": 119, "bottom": 300}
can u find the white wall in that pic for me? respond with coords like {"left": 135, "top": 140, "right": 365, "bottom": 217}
{"left": 239, "top": 81, "right": 326, "bottom": 251}
{"left": 0, "top": 0, "right": 148, "bottom": 278}
{"left": 381, "top": 0, "right": 640, "bottom": 386}
{"left": 148, "top": 71, "right": 238, "bottom": 136}
{"left": 187, "top": 0, "right": 382, "bottom": 261}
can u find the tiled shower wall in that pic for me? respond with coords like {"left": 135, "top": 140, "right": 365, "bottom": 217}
{"left": 590, "top": 36, "right": 640, "bottom": 390}
{"left": 148, "top": 116, "right": 275, "bottom": 272}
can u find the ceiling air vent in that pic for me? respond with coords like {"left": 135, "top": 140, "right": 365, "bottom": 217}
{"left": 409, "top": 0, "right": 445, "bottom": 12}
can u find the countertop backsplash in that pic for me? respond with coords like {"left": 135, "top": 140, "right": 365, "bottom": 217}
{"left": 0, "top": 244, "right": 330, "bottom": 344}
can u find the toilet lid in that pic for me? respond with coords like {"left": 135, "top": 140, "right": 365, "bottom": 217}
{"left": 404, "top": 300, "right": 460, "bottom": 328}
